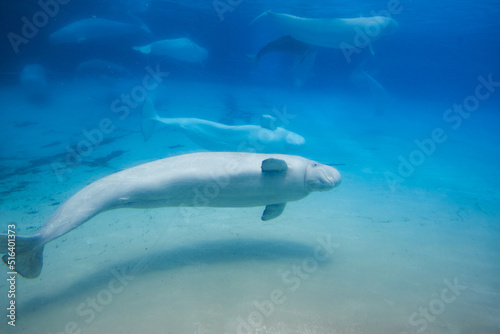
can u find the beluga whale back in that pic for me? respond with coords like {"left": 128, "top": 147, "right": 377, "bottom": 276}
{"left": 0, "top": 152, "right": 341, "bottom": 278}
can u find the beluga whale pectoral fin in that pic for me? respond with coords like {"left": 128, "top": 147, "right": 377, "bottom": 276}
{"left": 262, "top": 203, "right": 287, "bottom": 221}
{"left": 261, "top": 158, "right": 288, "bottom": 173}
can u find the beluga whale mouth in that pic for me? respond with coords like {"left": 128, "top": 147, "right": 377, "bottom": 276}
{"left": 305, "top": 162, "right": 342, "bottom": 192}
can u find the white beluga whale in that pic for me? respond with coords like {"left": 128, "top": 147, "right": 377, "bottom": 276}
{"left": 49, "top": 18, "right": 150, "bottom": 44}
{"left": 0, "top": 152, "right": 341, "bottom": 278}
{"left": 141, "top": 98, "right": 305, "bottom": 152}
{"left": 252, "top": 11, "right": 398, "bottom": 49}
{"left": 133, "top": 38, "right": 208, "bottom": 63}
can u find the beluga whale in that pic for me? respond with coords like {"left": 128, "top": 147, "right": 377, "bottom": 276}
{"left": 252, "top": 11, "right": 398, "bottom": 49}
{"left": 141, "top": 98, "right": 305, "bottom": 152}
{"left": 49, "top": 18, "right": 151, "bottom": 44}
{"left": 133, "top": 38, "right": 208, "bottom": 63}
{"left": 0, "top": 152, "right": 341, "bottom": 278}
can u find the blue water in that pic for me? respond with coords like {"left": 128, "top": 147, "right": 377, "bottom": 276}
{"left": 1, "top": 1, "right": 499, "bottom": 333}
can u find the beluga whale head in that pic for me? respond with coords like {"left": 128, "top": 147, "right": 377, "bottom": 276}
{"left": 305, "top": 161, "right": 341, "bottom": 192}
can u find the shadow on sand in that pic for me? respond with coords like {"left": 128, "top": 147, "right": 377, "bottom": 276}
{"left": 19, "top": 238, "right": 332, "bottom": 314}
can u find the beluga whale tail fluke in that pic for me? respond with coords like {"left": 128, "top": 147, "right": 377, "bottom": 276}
{"left": 1, "top": 233, "right": 44, "bottom": 279}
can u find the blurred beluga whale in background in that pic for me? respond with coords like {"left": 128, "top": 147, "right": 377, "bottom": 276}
{"left": 252, "top": 11, "right": 398, "bottom": 49}
{"left": 141, "top": 98, "right": 305, "bottom": 153}
{"left": 133, "top": 38, "right": 208, "bottom": 63}
{"left": 49, "top": 18, "right": 151, "bottom": 44}
{"left": 20, "top": 64, "right": 49, "bottom": 102}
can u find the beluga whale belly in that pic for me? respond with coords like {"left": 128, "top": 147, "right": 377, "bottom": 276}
{"left": 0, "top": 152, "right": 341, "bottom": 278}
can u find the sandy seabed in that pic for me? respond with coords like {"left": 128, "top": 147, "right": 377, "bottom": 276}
{"left": 0, "top": 78, "right": 499, "bottom": 334}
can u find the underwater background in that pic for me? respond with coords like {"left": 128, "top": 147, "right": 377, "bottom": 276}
{"left": 1, "top": 0, "right": 499, "bottom": 333}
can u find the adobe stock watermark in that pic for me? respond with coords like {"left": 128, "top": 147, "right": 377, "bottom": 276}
{"left": 47, "top": 267, "right": 134, "bottom": 334}
{"left": 178, "top": 105, "right": 297, "bottom": 223}
{"left": 51, "top": 64, "right": 169, "bottom": 181}
{"left": 400, "top": 277, "right": 467, "bottom": 334}
{"left": 7, "top": 0, "right": 71, "bottom": 54}
{"left": 235, "top": 234, "right": 339, "bottom": 333}
{"left": 213, "top": 0, "right": 243, "bottom": 21}
{"left": 385, "top": 73, "right": 500, "bottom": 191}
{"left": 341, "top": 0, "right": 403, "bottom": 63}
